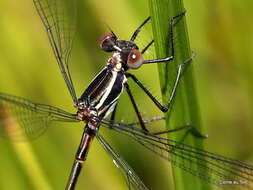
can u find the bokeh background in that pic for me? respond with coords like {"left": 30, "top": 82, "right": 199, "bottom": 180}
{"left": 0, "top": 0, "right": 253, "bottom": 190}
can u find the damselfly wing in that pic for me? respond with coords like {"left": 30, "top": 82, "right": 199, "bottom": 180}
{"left": 0, "top": 93, "right": 253, "bottom": 189}
{"left": 0, "top": 0, "right": 253, "bottom": 190}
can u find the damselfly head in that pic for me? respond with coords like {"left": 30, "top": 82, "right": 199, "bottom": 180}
{"left": 100, "top": 32, "right": 117, "bottom": 52}
{"left": 100, "top": 32, "right": 143, "bottom": 70}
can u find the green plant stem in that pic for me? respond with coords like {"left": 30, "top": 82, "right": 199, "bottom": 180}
{"left": 149, "top": 0, "right": 211, "bottom": 189}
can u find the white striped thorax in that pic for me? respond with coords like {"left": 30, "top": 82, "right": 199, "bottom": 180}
{"left": 94, "top": 69, "right": 118, "bottom": 110}
{"left": 77, "top": 52, "right": 127, "bottom": 124}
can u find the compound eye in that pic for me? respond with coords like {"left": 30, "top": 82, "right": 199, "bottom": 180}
{"left": 127, "top": 49, "right": 143, "bottom": 69}
{"left": 100, "top": 33, "right": 117, "bottom": 52}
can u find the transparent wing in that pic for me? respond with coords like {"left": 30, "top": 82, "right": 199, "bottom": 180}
{"left": 0, "top": 92, "right": 78, "bottom": 140}
{"left": 101, "top": 120, "right": 253, "bottom": 189}
{"left": 96, "top": 133, "right": 148, "bottom": 190}
{"left": 33, "top": 0, "right": 77, "bottom": 103}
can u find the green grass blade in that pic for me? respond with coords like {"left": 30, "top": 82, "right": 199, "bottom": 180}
{"left": 11, "top": 142, "right": 53, "bottom": 190}
{"left": 148, "top": 0, "right": 212, "bottom": 189}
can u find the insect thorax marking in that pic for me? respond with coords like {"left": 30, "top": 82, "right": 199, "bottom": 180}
{"left": 76, "top": 52, "right": 127, "bottom": 122}
{"left": 96, "top": 69, "right": 127, "bottom": 117}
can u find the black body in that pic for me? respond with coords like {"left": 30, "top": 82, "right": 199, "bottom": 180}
{"left": 78, "top": 65, "right": 126, "bottom": 119}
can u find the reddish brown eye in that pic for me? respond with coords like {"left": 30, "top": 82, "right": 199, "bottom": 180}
{"left": 100, "top": 32, "right": 117, "bottom": 52}
{"left": 100, "top": 33, "right": 113, "bottom": 44}
{"left": 127, "top": 49, "right": 143, "bottom": 69}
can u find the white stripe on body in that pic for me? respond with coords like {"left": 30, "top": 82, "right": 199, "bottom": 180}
{"left": 95, "top": 70, "right": 118, "bottom": 110}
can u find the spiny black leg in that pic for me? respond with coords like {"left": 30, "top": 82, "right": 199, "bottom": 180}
{"left": 126, "top": 72, "right": 167, "bottom": 112}
{"left": 121, "top": 116, "right": 207, "bottom": 139}
{"left": 143, "top": 54, "right": 173, "bottom": 64}
{"left": 130, "top": 17, "right": 151, "bottom": 41}
{"left": 163, "top": 54, "right": 195, "bottom": 111}
{"left": 143, "top": 11, "right": 186, "bottom": 64}
{"left": 153, "top": 125, "right": 192, "bottom": 135}
{"left": 126, "top": 53, "right": 195, "bottom": 113}
{"left": 124, "top": 83, "right": 148, "bottom": 132}
{"left": 114, "top": 116, "right": 165, "bottom": 128}
{"left": 153, "top": 124, "right": 207, "bottom": 139}
{"left": 141, "top": 40, "right": 154, "bottom": 54}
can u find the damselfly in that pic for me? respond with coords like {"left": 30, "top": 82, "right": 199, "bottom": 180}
{"left": 0, "top": 0, "right": 253, "bottom": 190}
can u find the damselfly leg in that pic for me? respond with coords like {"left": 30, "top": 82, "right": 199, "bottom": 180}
{"left": 142, "top": 11, "right": 186, "bottom": 64}
{"left": 124, "top": 11, "right": 195, "bottom": 133}
{"left": 117, "top": 11, "right": 194, "bottom": 133}
{"left": 130, "top": 16, "right": 151, "bottom": 42}
{"left": 141, "top": 40, "right": 154, "bottom": 54}
{"left": 126, "top": 53, "right": 194, "bottom": 113}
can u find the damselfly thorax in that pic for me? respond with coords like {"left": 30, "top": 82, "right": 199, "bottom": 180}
{"left": 74, "top": 38, "right": 143, "bottom": 125}
{"left": 74, "top": 64, "right": 126, "bottom": 125}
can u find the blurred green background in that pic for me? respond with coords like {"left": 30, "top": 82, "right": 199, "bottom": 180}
{"left": 0, "top": 0, "right": 253, "bottom": 190}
